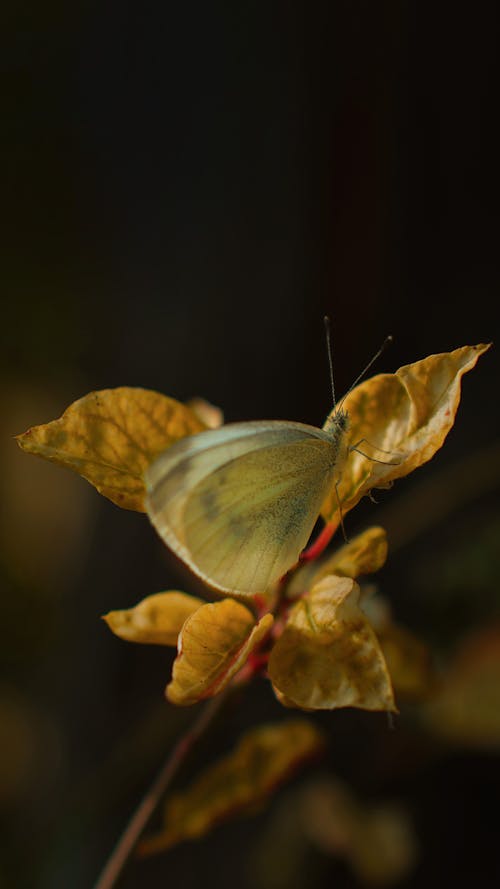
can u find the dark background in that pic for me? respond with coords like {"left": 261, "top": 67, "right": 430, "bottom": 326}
{"left": 2, "top": 3, "right": 499, "bottom": 888}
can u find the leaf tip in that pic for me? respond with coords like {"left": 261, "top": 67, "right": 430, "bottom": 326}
{"left": 14, "top": 429, "right": 30, "bottom": 449}
{"left": 101, "top": 612, "right": 113, "bottom": 629}
{"left": 102, "top": 610, "right": 127, "bottom": 636}
{"left": 472, "top": 341, "right": 493, "bottom": 358}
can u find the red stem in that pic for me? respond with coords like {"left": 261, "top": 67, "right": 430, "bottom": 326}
{"left": 300, "top": 521, "right": 337, "bottom": 562}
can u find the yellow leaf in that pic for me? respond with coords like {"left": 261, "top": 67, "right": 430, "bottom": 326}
{"left": 378, "top": 623, "right": 434, "bottom": 702}
{"left": 288, "top": 526, "right": 387, "bottom": 597}
{"left": 103, "top": 591, "right": 204, "bottom": 646}
{"left": 185, "top": 397, "right": 224, "bottom": 429}
{"left": 360, "top": 592, "right": 435, "bottom": 702}
{"left": 16, "top": 387, "right": 206, "bottom": 511}
{"left": 321, "top": 344, "right": 491, "bottom": 524}
{"left": 321, "top": 525, "right": 388, "bottom": 578}
{"left": 139, "top": 719, "right": 325, "bottom": 855}
{"left": 167, "top": 599, "right": 273, "bottom": 705}
{"left": 272, "top": 687, "right": 308, "bottom": 710}
{"left": 268, "top": 575, "right": 396, "bottom": 712}
{"left": 302, "top": 777, "right": 417, "bottom": 884}
{"left": 423, "top": 625, "right": 500, "bottom": 750}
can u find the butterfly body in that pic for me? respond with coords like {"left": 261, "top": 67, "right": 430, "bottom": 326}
{"left": 145, "top": 412, "right": 349, "bottom": 597}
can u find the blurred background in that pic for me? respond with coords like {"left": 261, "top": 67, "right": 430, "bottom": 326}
{"left": 2, "top": 2, "right": 499, "bottom": 888}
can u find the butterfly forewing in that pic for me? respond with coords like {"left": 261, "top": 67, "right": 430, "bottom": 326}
{"left": 146, "top": 424, "right": 303, "bottom": 558}
{"left": 145, "top": 421, "right": 342, "bottom": 596}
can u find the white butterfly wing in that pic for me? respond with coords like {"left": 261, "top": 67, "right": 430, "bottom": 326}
{"left": 145, "top": 421, "right": 339, "bottom": 596}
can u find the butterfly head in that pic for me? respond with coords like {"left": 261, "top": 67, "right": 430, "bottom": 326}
{"left": 323, "top": 406, "right": 349, "bottom": 444}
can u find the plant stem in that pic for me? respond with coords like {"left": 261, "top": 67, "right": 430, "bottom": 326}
{"left": 92, "top": 691, "right": 228, "bottom": 889}
{"left": 300, "top": 521, "right": 338, "bottom": 562}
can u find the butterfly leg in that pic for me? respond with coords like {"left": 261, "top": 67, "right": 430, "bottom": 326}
{"left": 350, "top": 437, "right": 395, "bottom": 455}
{"left": 349, "top": 438, "right": 401, "bottom": 466}
{"left": 334, "top": 479, "right": 348, "bottom": 542}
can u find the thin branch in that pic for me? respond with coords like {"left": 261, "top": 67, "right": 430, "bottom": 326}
{"left": 93, "top": 690, "right": 229, "bottom": 889}
{"left": 300, "top": 520, "right": 338, "bottom": 562}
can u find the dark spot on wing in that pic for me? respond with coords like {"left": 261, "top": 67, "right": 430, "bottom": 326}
{"left": 228, "top": 514, "right": 248, "bottom": 538}
{"left": 200, "top": 488, "right": 219, "bottom": 520}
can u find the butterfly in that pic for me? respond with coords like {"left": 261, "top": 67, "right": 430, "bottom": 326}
{"left": 145, "top": 407, "right": 350, "bottom": 597}
{"left": 145, "top": 326, "right": 391, "bottom": 597}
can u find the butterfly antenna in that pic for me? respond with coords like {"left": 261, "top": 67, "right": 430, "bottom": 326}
{"left": 323, "top": 315, "right": 336, "bottom": 409}
{"left": 337, "top": 334, "right": 394, "bottom": 411}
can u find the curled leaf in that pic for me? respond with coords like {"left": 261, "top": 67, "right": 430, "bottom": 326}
{"left": 103, "top": 591, "right": 203, "bottom": 646}
{"left": 16, "top": 387, "right": 205, "bottom": 511}
{"left": 139, "top": 719, "right": 325, "bottom": 855}
{"left": 167, "top": 599, "right": 273, "bottom": 705}
{"left": 269, "top": 575, "right": 395, "bottom": 712}
{"left": 321, "top": 344, "right": 491, "bottom": 524}
{"left": 288, "top": 526, "right": 387, "bottom": 597}
{"left": 321, "top": 525, "right": 388, "bottom": 579}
